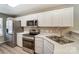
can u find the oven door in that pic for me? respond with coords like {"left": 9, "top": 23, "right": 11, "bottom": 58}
{"left": 23, "top": 38, "right": 34, "bottom": 50}
{"left": 23, "top": 37, "right": 34, "bottom": 53}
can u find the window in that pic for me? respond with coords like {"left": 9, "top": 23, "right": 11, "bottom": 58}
{"left": 0, "top": 18, "right": 3, "bottom": 36}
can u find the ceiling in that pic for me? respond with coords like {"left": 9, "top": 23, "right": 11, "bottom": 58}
{"left": 0, "top": 4, "right": 62, "bottom": 16}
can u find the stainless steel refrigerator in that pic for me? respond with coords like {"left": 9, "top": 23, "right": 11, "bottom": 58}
{"left": 6, "top": 20, "right": 24, "bottom": 47}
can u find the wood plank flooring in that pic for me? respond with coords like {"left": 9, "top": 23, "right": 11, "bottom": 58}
{"left": 0, "top": 43, "right": 29, "bottom": 54}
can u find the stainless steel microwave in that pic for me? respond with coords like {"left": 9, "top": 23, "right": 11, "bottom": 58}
{"left": 27, "top": 20, "right": 38, "bottom": 26}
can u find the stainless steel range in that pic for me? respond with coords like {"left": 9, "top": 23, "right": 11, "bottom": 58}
{"left": 22, "top": 29, "right": 40, "bottom": 53}
{"left": 23, "top": 34, "right": 35, "bottom": 53}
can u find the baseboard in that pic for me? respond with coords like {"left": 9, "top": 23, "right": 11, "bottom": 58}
{"left": 0, "top": 41, "right": 6, "bottom": 46}
{"left": 17, "top": 45, "right": 23, "bottom": 48}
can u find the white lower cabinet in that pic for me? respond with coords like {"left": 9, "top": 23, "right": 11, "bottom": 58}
{"left": 35, "top": 37, "right": 54, "bottom": 54}
{"left": 17, "top": 33, "right": 23, "bottom": 47}
{"left": 44, "top": 40, "right": 54, "bottom": 54}
{"left": 35, "top": 37, "right": 44, "bottom": 54}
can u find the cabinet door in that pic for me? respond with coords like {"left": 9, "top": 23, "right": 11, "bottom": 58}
{"left": 51, "top": 10, "right": 62, "bottom": 27}
{"left": 17, "top": 34, "right": 23, "bottom": 47}
{"left": 61, "top": 7, "right": 73, "bottom": 27}
{"left": 44, "top": 40, "right": 54, "bottom": 54}
{"left": 38, "top": 12, "right": 52, "bottom": 27}
{"left": 21, "top": 19, "right": 26, "bottom": 27}
{"left": 17, "top": 16, "right": 26, "bottom": 27}
{"left": 35, "top": 37, "right": 44, "bottom": 54}
{"left": 32, "top": 13, "right": 39, "bottom": 20}
{"left": 51, "top": 7, "right": 73, "bottom": 27}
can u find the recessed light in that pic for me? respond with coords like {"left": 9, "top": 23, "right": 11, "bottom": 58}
{"left": 8, "top": 3, "right": 19, "bottom": 7}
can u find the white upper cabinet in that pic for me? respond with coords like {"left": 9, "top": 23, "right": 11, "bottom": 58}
{"left": 38, "top": 12, "right": 52, "bottom": 27}
{"left": 15, "top": 7, "right": 74, "bottom": 27}
{"left": 61, "top": 7, "right": 73, "bottom": 27}
{"left": 21, "top": 16, "right": 28, "bottom": 27}
{"left": 38, "top": 7, "right": 73, "bottom": 27}
{"left": 51, "top": 7, "right": 73, "bottom": 27}
{"left": 21, "top": 20, "right": 26, "bottom": 27}
{"left": 52, "top": 7, "right": 73, "bottom": 27}
{"left": 51, "top": 10, "right": 62, "bottom": 27}
{"left": 14, "top": 16, "right": 27, "bottom": 27}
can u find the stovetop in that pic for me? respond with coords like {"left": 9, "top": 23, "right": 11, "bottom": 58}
{"left": 23, "top": 34, "right": 37, "bottom": 37}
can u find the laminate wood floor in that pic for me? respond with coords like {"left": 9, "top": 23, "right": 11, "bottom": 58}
{"left": 0, "top": 43, "right": 29, "bottom": 54}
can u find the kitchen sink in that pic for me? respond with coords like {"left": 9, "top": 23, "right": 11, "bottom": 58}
{"left": 47, "top": 36, "right": 74, "bottom": 44}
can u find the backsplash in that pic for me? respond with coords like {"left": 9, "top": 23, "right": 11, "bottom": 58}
{"left": 70, "top": 31, "right": 79, "bottom": 40}
{"left": 24, "top": 27, "right": 72, "bottom": 36}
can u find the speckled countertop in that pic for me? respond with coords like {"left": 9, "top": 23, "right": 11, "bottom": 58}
{"left": 35, "top": 33, "right": 79, "bottom": 54}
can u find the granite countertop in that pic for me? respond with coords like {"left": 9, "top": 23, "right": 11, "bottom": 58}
{"left": 35, "top": 32, "right": 79, "bottom": 45}
{"left": 35, "top": 33, "right": 79, "bottom": 53}
{"left": 46, "top": 35, "right": 79, "bottom": 54}
{"left": 46, "top": 36, "right": 74, "bottom": 45}
{"left": 35, "top": 32, "right": 79, "bottom": 46}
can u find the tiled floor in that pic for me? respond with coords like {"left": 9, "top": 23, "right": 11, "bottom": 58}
{"left": 0, "top": 44, "right": 29, "bottom": 54}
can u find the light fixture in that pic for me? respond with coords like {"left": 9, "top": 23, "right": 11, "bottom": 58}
{"left": 8, "top": 3, "right": 19, "bottom": 7}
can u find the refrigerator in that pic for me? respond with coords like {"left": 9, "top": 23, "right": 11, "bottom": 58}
{"left": 6, "top": 19, "right": 24, "bottom": 47}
